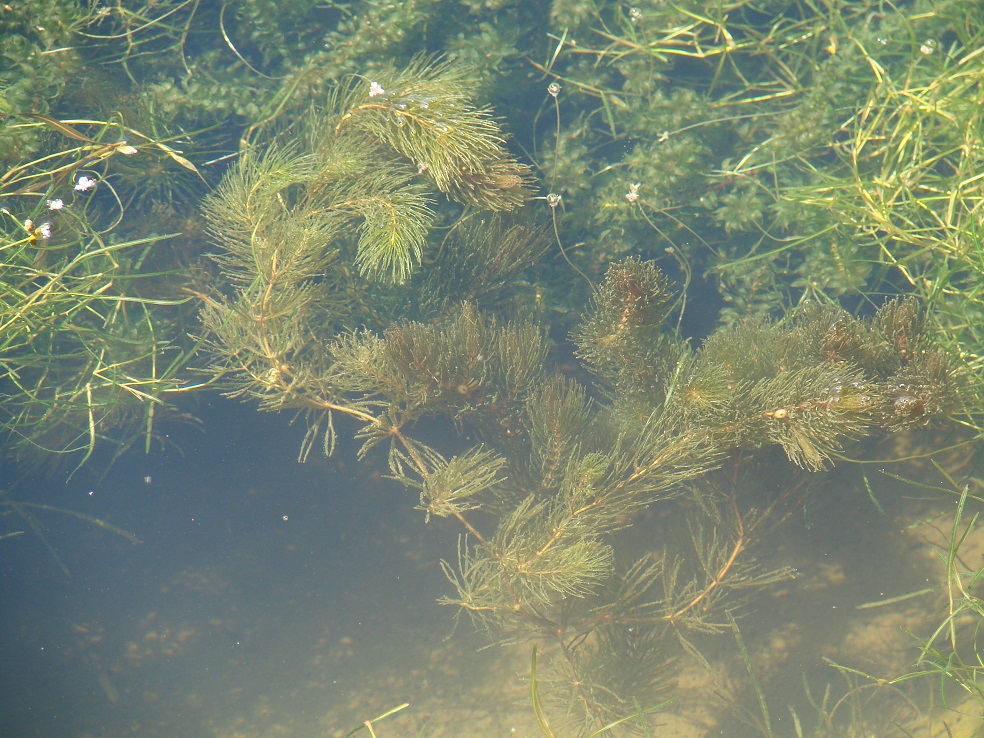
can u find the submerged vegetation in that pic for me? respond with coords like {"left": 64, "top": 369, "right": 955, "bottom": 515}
{"left": 2, "top": 0, "right": 984, "bottom": 734}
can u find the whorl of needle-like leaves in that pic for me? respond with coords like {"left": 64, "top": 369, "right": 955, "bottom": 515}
{"left": 574, "top": 259, "right": 965, "bottom": 470}
{"left": 525, "top": 376, "right": 596, "bottom": 493}
{"left": 210, "top": 130, "right": 433, "bottom": 284}
{"left": 689, "top": 295, "right": 966, "bottom": 468}
{"left": 539, "top": 615, "right": 671, "bottom": 735}
{"left": 413, "top": 446, "right": 507, "bottom": 522}
{"left": 205, "top": 57, "right": 537, "bottom": 288}
{"left": 468, "top": 494, "right": 616, "bottom": 607}
{"left": 573, "top": 257, "right": 688, "bottom": 417}
{"left": 335, "top": 56, "right": 535, "bottom": 211}
{"left": 417, "top": 215, "right": 550, "bottom": 317}
{"left": 204, "top": 144, "right": 336, "bottom": 286}
{"left": 573, "top": 258, "right": 676, "bottom": 379}
{"left": 574, "top": 258, "right": 674, "bottom": 362}
{"left": 328, "top": 303, "right": 547, "bottom": 440}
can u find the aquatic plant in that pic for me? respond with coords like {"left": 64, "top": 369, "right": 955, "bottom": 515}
{"left": 532, "top": 0, "right": 984, "bottom": 346}
{"left": 198, "top": 57, "right": 535, "bottom": 429}
{"left": 1, "top": 2, "right": 983, "bottom": 735}
{"left": 0, "top": 113, "right": 201, "bottom": 471}
{"left": 197, "top": 58, "right": 971, "bottom": 731}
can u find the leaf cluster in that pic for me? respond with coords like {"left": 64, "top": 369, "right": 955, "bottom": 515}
{"left": 533, "top": 0, "right": 984, "bottom": 352}
{"left": 328, "top": 303, "right": 547, "bottom": 453}
{"left": 335, "top": 56, "right": 535, "bottom": 211}
{"left": 416, "top": 215, "right": 549, "bottom": 318}
{"left": 577, "top": 260, "right": 968, "bottom": 470}
{"left": 0, "top": 112, "right": 205, "bottom": 471}
{"left": 199, "top": 59, "right": 544, "bottom": 435}
{"left": 203, "top": 58, "right": 533, "bottom": 291}
{"left": 0, "top": 210, "right": 192, "bottom": 471}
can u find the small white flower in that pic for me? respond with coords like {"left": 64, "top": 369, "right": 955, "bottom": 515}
{"left": 24, "top": 218, "right": 34, "bottom": 231}
{"left": 625, "top": 183, "right": 640, "bottom": 204}
{"left": 74, "top": 175, "right": 96, "bottom": 192}
{"left": 47, "top": 198, "right": 64, "bottom": 211}
{"left": 38, "top": 222, "right": 52, "bottom": 239}
{"left": 369, "top": 81, "right": 386, "bottom": 97}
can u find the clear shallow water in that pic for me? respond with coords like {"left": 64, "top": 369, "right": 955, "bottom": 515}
{"left": 0, "top": 402, "right": 978, "bottom": 737}
{"left": 0, "top": 402, "right": 523, "bottom": 737}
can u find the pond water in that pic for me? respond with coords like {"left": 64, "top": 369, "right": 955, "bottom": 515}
{"left": 2, "top": 401, "right": 979, "bottom": 737}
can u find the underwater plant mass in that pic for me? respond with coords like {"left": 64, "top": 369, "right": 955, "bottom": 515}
{"left": 2, "top": 0, "right": 984, "bottom": 735}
